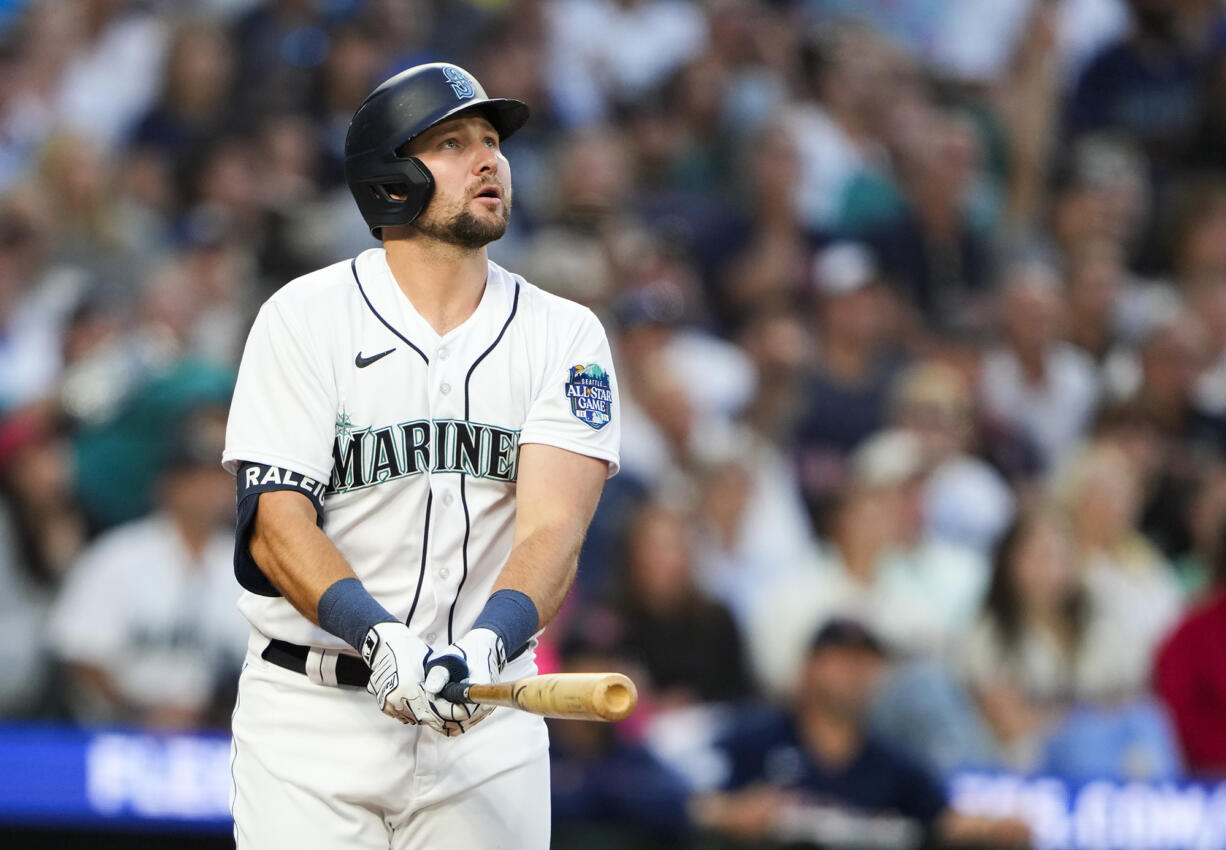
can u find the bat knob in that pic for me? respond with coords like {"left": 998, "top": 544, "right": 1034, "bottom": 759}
{"left": 439, "top": 681, "right": 470, "bottom": 704}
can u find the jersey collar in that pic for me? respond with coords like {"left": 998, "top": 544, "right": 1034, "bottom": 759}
{"left": 355, "top": 248, "right": 511, "bottom": 357}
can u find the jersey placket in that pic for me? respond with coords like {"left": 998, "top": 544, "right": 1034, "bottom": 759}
{"left": 422, "top": 338, "right": 463, "bottom": 647}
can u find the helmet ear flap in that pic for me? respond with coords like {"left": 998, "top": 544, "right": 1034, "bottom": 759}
{"left": 355, "top": 157, "right": 435, "bottom": 239}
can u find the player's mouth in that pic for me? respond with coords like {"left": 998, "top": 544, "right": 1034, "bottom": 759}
{"left": 473, "top": 185, "right": 503, "bottom": 207}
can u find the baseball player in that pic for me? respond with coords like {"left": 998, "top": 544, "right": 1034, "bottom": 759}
{"left": 222, "top": 62, "right": 619, "bottom": 849}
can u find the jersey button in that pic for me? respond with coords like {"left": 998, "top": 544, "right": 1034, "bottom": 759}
{"left": 427, "top": 632, "right": 438, "bottom": 643}
{"left": 439, "top": 568, "right": 450, "bottom": 579}
{"left": 440, "top": 383, "right": 451, "bottom": 395}
{"left": 442, "top": 492, "right": 455, "bottom": 506}
{"left": 438, "top": 347, "right": 449, "bottom": 360}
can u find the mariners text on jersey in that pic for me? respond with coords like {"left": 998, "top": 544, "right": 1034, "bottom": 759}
{"left": 329, "top": 418, "right": 520, "bottom": 494}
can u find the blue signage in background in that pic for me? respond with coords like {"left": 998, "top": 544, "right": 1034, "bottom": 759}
{"left": 5, "top": 722, "right": 1226, "bottom": 846}
{"left": 951, "top": 772, "right": 1226, "bottom": 850}
{"left": 0, "top": 724, "right": 231, "bottom": 833}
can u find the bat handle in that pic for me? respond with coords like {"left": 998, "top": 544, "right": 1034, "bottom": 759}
{"left": 439, "top": 681, "right": 471, "bottom": 704}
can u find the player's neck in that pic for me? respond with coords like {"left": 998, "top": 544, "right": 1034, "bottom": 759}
{"left": 384, "top": 239, "right": 489, "bottom": 337}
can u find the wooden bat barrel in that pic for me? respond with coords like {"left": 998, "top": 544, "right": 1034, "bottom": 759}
{"left": 440, "top": 672, "right": 637, "bottom": 722}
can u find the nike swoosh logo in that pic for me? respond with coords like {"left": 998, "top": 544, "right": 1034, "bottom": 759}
{"left": 355, "top": 348, "right": 395, "bottom": 368}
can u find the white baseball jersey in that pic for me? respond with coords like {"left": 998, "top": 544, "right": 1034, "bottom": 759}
{"left": 222, "top": 247, "right": 619, "bottom": 659}
{"left": 48, "top": 514, "right": 247, "bottom": 719}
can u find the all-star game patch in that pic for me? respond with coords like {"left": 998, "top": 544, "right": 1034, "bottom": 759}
{"left": 566, "top": 364, "right": 613, "bottom": 430}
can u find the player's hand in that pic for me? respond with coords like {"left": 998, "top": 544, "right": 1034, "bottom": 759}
{"left": 361, "top": 622, "right": 443, "bottom": 731}
{"left": 421, "top": 627, "right": 506, "bottom": 735}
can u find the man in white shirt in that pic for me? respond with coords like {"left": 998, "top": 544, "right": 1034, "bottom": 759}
{"left": 49, "top": 408, "right": 245, "bottom": 727}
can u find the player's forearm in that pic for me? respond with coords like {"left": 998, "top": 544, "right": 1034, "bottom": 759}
{"left": 469, "top": 444, "right": 607, "bottom": 656}
{"left": 249, "top": 491, "right": 360, "bottom": 626}
{"left": 493, "top": 522, "right": 582, "bottom": 629}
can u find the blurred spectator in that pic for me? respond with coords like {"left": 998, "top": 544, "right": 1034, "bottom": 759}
{"left": 690, "top": 443, "right": 817, "bottom": 628}
{"left": 0, "top": 494, "right": 53, "bottom": 717}
{"left": 1165, "top": 179, "right": 1226, "bottom": 283}
{"left": 980, "top": 260, "right": 1099, "bottom": 473}
{"left": 129, "top": 19, "right": 236, "bottom": 166}
{"left": 545, "top": 0, "right": 708, "bottom": 126}
{"left": 795, "top": 242, "right": 907, "bottom": 519}
{"left": 735, "top": 303, "right": 813, "bottom": 446}
{"left": 858, "top": 102, "right": 997, "bottom": 332}
{"left": 1045, "top": 134, "right": 1152, "bottom": 272}
{"left": 1154, "top": 515, "right": 1226, "bottom": 776}
{"left": 1101, "top": 311, "right": 1224, "bottom": 556}
{"left": 0, "top": 4, "right": 84, "bottom": 191}
{"left": 1189, "top": 274, "right": 1226, "bottom": 418}
{"left": 550, "top": 633, "right": 694, "bottom": 850}
{"left": 0, "top": 404, "right": 84, "bottom": 716}
{"left": 1121, "top": 310, "right": 1216, "bottom": 444}
{"left": 139, "top": 209, "right": 258, "bottom": 365}
{"left": 0, "top": 188, "right": 92, "bottom": 412}
{"left": 54, "top": 0, "right": 169, "bottom": 151}
{"left": 614, "top": 280, "right": 753, "bottom": 488}
{"left": 751, "top": 430, "right": 985, "bottom": 699}
{"left": 718, "top": 120, "right": 808, "bottom": 333}
{"left": 1059, "top": 441, "right": 1183, "bottom": 666}
{"left": 703, "top": 619, "right": 1030, "bottom": 847}
{"left": 36, "top": 133, "right": 146, "bottom": 282}
{"left": 962, "top": 508, "right": 1157, "bottom": 773}
{"left": 785, "top": 19, "right": 898, "bottom": 234}
{"left": 1062, "top": 238, "right": 1131, "bottom": 366}
{"left": 1067, "top": 0, "right": 1210, "bottom": 185}
{"left": 72, "top": 360, "right": 236, "bottom": 530}
{"left": 607, "top": 499, "right": 753, "bottom": 709}
{"left": 889, "top": 359, "right": 1014, "bottom": 553}
{"left": 47, "top": 407, "right": 246, "bottom": 728}
{"left": 231, "top": 0, "right": 343, "bottom": 124}
{"left": 0, "top": 405, "right": 85, "bottom": 584}
{"left": 1171, "top": 464, "right": 1226, "bottom": 600}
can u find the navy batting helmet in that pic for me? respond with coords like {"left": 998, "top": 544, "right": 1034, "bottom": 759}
{"left": 344, "top": 63, "right": 529, "bottom": 239}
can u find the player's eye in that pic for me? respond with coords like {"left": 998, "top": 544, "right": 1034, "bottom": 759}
{"left": 440, "top": 137, "right": 460, "bottom": 150}
{"left": 483, "top": 136, "right": 498, "bottom": 148}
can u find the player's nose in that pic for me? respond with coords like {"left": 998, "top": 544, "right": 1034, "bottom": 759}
{"left": 473, "top": 144, "right": 496, "bottom": 175}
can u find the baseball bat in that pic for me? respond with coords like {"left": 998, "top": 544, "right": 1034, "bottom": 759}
{"left": 439, "top": 672, "right": 637, "bottom": 722}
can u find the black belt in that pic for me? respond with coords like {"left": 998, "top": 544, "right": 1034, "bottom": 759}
{"left": 261, "top": 639, "right": 371, "bottom": 687}
{"left": 261, "top": 637, "right": 530, "bottom": 688}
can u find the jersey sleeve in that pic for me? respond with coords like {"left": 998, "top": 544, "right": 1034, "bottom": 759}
{"left": 519, "top": 307, "right": 620, "bottom": 477}
{"left": 222, "top": 300, "right": 337, "bottom": 483}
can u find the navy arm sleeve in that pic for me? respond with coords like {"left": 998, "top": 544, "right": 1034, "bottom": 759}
{"left": 233, "top": 462, "right": 327, "bottom": 596}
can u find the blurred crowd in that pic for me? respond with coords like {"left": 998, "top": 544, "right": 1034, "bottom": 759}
{"left": 4, "top": 0, "right": 1226, "bottom": 845}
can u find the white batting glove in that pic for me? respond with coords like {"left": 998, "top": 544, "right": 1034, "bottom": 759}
{"left": 361, "top": 622, "right": 444, "bottom": 732}
{"left": 422, "top": 627, "right": 506, "bottom": 735}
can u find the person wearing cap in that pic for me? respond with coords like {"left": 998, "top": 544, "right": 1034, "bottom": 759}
{"left": 697, "top": 618, "right": 1030, "bottom": 847}
{"left": 46, "top": 407, "right": 247, "bottom": 727}
{"left": 794, "top": 241, "right": 908, "bottom": 524}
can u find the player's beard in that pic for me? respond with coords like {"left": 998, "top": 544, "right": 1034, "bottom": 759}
{"left": 412, "top": 187, "right": 511, "bottom": 250}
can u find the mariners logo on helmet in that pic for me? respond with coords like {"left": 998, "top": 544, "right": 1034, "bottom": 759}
{"left": 442, "top": 66, "right": 476, "bottom": 100}
{"left": 566, "top": 364, "right": 613, "bottom": 430}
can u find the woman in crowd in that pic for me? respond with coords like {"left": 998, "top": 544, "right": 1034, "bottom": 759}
{"left": 963, "top": 508, "right": 1177, "bottom": 779}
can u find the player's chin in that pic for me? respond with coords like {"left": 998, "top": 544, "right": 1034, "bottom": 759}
{"left": 470, "top": 198, "right": 510, "bottom": 225}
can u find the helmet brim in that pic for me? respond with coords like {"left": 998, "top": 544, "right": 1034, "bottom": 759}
{"left": 412, "top": 97, "right": 530, "bottom": 148}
